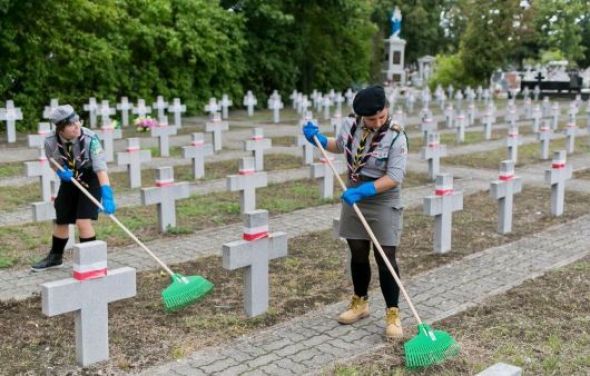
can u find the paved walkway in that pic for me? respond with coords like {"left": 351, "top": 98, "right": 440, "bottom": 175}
{"left": 140, "top": 213, "right": 590, "bottom": 376}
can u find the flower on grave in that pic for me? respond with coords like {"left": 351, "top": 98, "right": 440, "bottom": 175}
{"left": 134, "top": 116, "right": 158, "bottom": 132}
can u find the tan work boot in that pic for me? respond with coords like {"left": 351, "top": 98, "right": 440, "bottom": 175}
{"left": 385, "top": 307, "right": 403, "bottom": 339}
{"left": 337, "top": 295, "right": 369, "bottom": 324}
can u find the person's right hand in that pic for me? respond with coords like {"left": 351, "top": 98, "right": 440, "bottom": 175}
{"left": 303, "top": 121, "right": 328, "bottom": 148}
{"left": 56, "top": 167, "right": 73, "bottom": 182}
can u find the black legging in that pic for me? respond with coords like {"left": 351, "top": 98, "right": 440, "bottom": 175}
{"left": 347, "top": 238, "right": 400, "bottom": 308}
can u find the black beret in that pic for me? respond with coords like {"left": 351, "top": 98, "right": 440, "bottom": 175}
{"left": 353, "top": 85, "right": 386, "bottom": 116}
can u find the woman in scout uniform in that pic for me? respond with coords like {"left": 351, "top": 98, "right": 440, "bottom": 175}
{"left": 31, "top": 105, "right": 117, "bottom": 271}
{"left": 303, "top": 85, "right": 407, "bottom": 339}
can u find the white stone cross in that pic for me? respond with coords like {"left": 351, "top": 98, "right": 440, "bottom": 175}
{"left": 423, "top": 174, "right": 463, "bottom": 254}
{"left": 544, "top": 151, "right": 572, "bottom": 216}
{"left": 28, "top": 122, "right": 52, "bottom": 149}
{"left": 150, "top": 119, "right": 177, "bottom": 157}
{"left": 523, "top": 97, "right": 533, "bottom": 119}
{"left": 0, "top": 100, "right": 23, "bottom": 143}
{"left": 455, "top": 112, "right": 466, "bottom": 143}
{"left": 537, "top": 121, "right": 553, "bottom": 160}
{"left": 289, "top": 89, "right": 299, "bottom": 109}
{"left": 25, "top": 148, "right": 54, "bottom": 202}
{"left": 205, "top": 113, "right": 229, "bottom": 152}
{"left": 345, "top": 88, "right": 355, "bottom": 108}
{"left": 116, "top": 138, "right": 151, "bottom": 188}
{"left": 43, "top": 99, "right": 60, "bottom": 121}
{"left": 297, "top": 135, "right": 314, "bottom": 165}
{"left": 467, "top": 103, "right": 476, "bottom": 126}
{"left": 564, "top": 121, "right": 577, "bottom": 154}
{"left": 226, "top": 157, "right": 268, "bottom": 214}
{"left": 333, "top": 92, "right": 345, "bottom": 116}
{"left": 490, "top": 160, "right": 522, "bottom": 234}
{"left": 331, "top": 113, "right": 343, "bottom": 137}
{"left": 116, "top": 97, "right": 133, "bottom": 127}
{"left": 444, "top": 104, "right": 454, "bottom": 129}
{"left": 420, "top": 116, "right": 437, "bottom": 144}
{"left": 531, "top": 104, "right": 542, "bottom": 133}
{"left": 322, "top": 95, "right": 332, "bottom": 120}
{"left": 132, "top": 99, "right": 152, "bottom": 118}
{"left": 421, "top": 132, "right": 448, "bottom": 181}
{"left": 244, "top": 128, "right": 272, "bottom": 171}
{"left": 141, "top": 167, "right": 190, "bottom": 232}
{"left": 98, "top": 100, "right": 116, "bottom": 128}
{"left": 83, "top": 98, "right": 99, "bottom": 129}
{"left": 505, "top": 104, "right": 518, "bottom": 128}
{"left": 95, "top": 124, "right": 122, "bottom": 163}
{"left": 204, "top": 97, "right": 219, "bottom": 117}
{"left": 243, "top": 91, "right": 258, "bottom": 117}
{"left": 152, "top": 96, "right": 168, "bottom": 123}
{"left": 168, "top": 98, "right": 186, "bottom": 128}
{"left": 222, "top": 210, "right": 287, "bottom": 317}
{"left": 268, "top": 92, "right": 283, "bottom": 124}
{"left": 220, "top": 94, "right": 233, "bottom": 120}
{"left": 551, "top": 102, "right": 560, "bottom": 130}
{"left": 506, "top": 126, "right": 522, "bottom": 163}
{"left": 542, "top": 97, "right": 551, "bottom": 117}
{"left": 310, "top": 155, "right": 345, "bottom": 199}
{"left": 182, "top": 133, "right": 213, "bottom": 179}
{"left": 41, "top": 241, "right": 136, "bottom": 367}
{"left": 482, "top": 109, "right": 494, "bottom": 140}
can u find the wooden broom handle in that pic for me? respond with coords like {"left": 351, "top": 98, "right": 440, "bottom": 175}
{"left": 313, "top": 136, "right": 423, "bottom": 324}
{"left": 49, "top": 157, "right": 175, "bottom": 277}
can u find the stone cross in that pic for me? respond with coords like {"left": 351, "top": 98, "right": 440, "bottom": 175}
{"left": 505, "top": 105, "right": 518, "bottom": 128}
{"left": 205, "top": 113, "right": 229, "bottom": 152}
{"left": 268, "top": 92, "right": 284, "bottom": 124}
{"left": 537, "top": 121, "right": 553, "bottom": 160}
{"left": 43, "top": 99, "right": 60, "bottom": 121}
{"left": 226, "top": 157, "right": 268, "bottom": 214}
{"left": 222, "top": 210, "right": 287, "bottom": 317}
{"left": 490, "top": 160, "right": 522, "bottom": 234}
{"left": 204, "top": 98, "right": 219, "bottom": 118}
{"left": 310, "top": 155, "right": 345, "bottom": 199}
{"left": 25, "top": 149, "right": 54, "bottom": 201}
{"left": 333, "top": 92, "right": 345, "bottom": 116}
{"left": 533, "top": 85, "right": 540, "bottom": 101}
{"left": 220, "top": 94, "right": 233, "bottom": 120}
{"left": 83, "top": 98, "right": 98, "bottom": 129}
{"left": 132, "top": 99, "right": 152, "bottom": 119}
{"left": 243, "top": 91, "right": 257, "bottom": 117}
{"left": 454, "top": 90, "right": 463, "bottom": 109}
{"left": 152, "top": 96, "right": 168, "bottom": 123}
{"left": 544, "top": 151, "right": 572, "bottom": 216}
{"left": 551, "top": 102, "right": 560, "bottom": 130}
{"left": 344, "top": 88, "right": 355, "bottom": 108}
{"left": 542, "top": 97, "right": 551, "bottom": 117}
{"left": 423, "top": 174, "right": 463, "bottom": 254}
{"left": 444, "top": 104, "right": 454, "bottom": 129}
{"left": 116, "top": 138, "right": 152, "bottom": 188}
{"left": 116, "top": 97, "right": 133, "bottom": 127}
{"left": 28, "top": 122, "right": 52, "bottom": 149}
{"left": 182, "top": 133, "right": 213, "bottom": 179}
{"left": 482, "top": 109, "right": 494, "bottom": 140}
{"left": 141, "top": 167, "right": 190, "bottom": 232}
{"left": 150, "top": 119, "right": 177, "bottom": 157}
{"left": 289, "top": 89, "right": 299, "bottom": 109}
{"left": 322, "top": 95, "right": 332, "bottom": 120}
{"left": 98, "top": 100, "right": 116, "bottom": 128}
{"left": 531, "top": 104, "right": 542, "bottom": 133}
{"left": 455, "top": 112, "right": 466, "bottom": 143}
{"left": 506, "top": 126, "right": 522, "bottom": 163}
{"left": 95, "top": 124, "right": 122, "bottom": 163}
{"left": 0, "top": 100, "right": 23, "bottom": 143}
{"left": 297, "top": 135, "right": 314, "bottom": 165}
{"left": 523, "top": 97, "right": 533, "bottom": 119}
{"left": 467, "top": 103, "right": 476, "bottom": 126}
{"left": 564, "top": 121, "right": 577, "bottom": 154}
{"left": 420, "top": 116, "right": 437, "bottom": 144}
{"left": 421, "top": 132, "right": 448, "bottom": 181}
{"left": 331, "top": 113, "right": 343, "bottom": 136}
{"left": 41, "top": 241, "right": 136, "bottom": 367}
{"left": 244, "top": 128, "right": 272, "bottom": 171}
{"left": 168, "top": 98, "right": 186, "bottom": 128}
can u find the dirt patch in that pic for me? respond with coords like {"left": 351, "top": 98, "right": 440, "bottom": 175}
{"left": 1, "top": 187, "right": 589, "bottom": 374}
{"left": 574, "top": 168, "right": 590, "bottom": 180}
{"left": 271, "top": 136, "right": 297, "bottom": 146}
{"left": 330, "top": 256, "right": 590, "bottom": 376}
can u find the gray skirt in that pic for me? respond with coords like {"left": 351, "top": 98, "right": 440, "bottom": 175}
{"left": 339, "top": 196, "right": 404, "bottom": 246}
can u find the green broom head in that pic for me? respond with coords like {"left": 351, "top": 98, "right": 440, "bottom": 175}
{"left": 404, "top": 323, "right": 460, "bottom": 369}
{"left": 162, "top": 273, "right": 214, "bottom": 312}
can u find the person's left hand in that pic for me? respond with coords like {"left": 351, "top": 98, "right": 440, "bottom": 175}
{"left": 341, "top": 182, "right": 377, "bottom": 206}
{"left": 100, "top": 185, "right": 117, "bottom": 215}
{"left": 302, "top": 121, "right": 327, "bottom": 148}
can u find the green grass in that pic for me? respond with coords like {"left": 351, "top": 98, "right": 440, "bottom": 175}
{"left": 443, "top": 135, "right": 590, "bottom": 169}
{"left": 0, "top": 162, "right": 23, "bottom": 178}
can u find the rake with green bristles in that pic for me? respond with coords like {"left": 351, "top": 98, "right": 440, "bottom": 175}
{"left": 50, "top": 158, "right": 214, "bottom": 311}
{"left": 313, "top": 136, "right": 460, "bottom": 368}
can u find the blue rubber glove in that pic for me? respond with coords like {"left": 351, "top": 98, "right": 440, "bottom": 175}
{"left": 341, "top": 182, "right": 377, "bottom": 206}
{"left": 100, "top": 185, "right": 117, "bottom": 215}
{"left": 303, "top": 121, "right": 328, "bottom": 148}
{"left": 56, "top": 167, "right": 73, "bottom": 182}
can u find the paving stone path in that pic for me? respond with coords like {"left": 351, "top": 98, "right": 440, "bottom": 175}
{"left": 140, "top": 213, "right": 590, "bottom": 376}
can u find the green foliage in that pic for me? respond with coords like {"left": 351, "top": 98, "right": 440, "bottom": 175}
{"left": 540, "top": 49, "right": 566, "bottom": 65}
{"left": 428, "top": 53, "right": 470, "bottom": 89}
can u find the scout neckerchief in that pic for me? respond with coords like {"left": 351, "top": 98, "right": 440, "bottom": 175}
{"left": 344, "top": 116, "right": 391, "bottom": 183}
{"left": 57, "top": 133, "right": 89, "bottom": 186}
